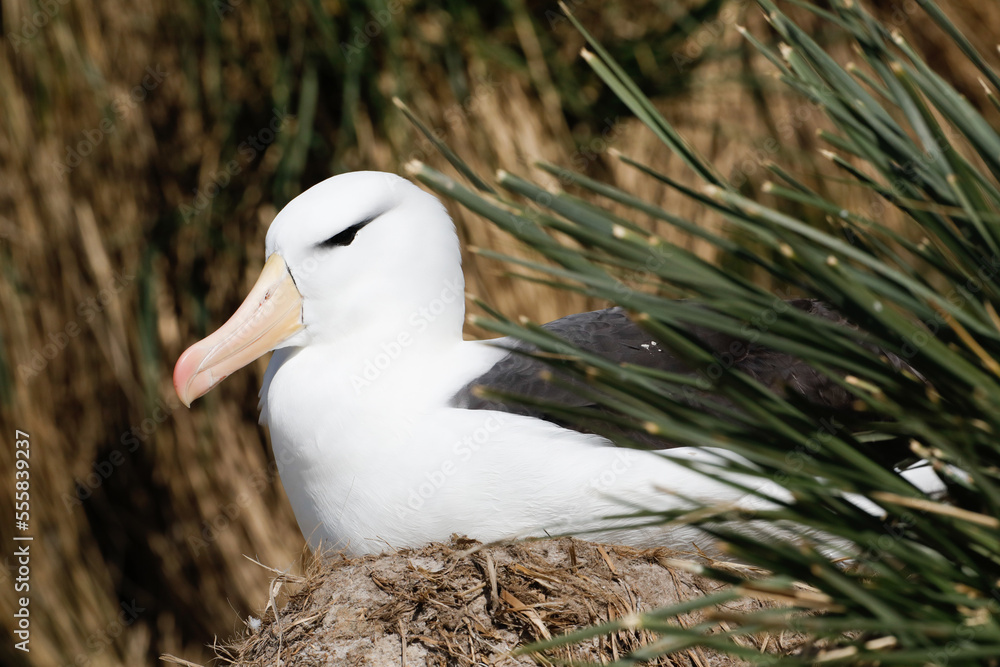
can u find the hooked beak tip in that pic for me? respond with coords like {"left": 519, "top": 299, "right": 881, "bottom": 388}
{"left": 173, "top": 345, "right": 203, "bottom": 408}
{"left": 172, "top": 253, "right": 304, "bottom": 407}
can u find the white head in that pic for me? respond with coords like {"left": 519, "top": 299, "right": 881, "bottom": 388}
{"left": 173, "top": 171, "right": 465, "bottom": 406}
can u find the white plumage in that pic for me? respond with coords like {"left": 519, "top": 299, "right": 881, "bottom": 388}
{"left": 174, "top": 171, "right": 940, "bottom": 556}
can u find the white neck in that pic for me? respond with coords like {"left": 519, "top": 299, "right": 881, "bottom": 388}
{"left": 258, "top": 312, "right": 508, "bottom": 553}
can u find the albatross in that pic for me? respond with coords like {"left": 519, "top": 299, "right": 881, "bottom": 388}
{"left": 173, "top": 171, "right": 934, "bottom": 555}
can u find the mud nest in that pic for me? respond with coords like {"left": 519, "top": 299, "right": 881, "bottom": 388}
{"left": 186, "top": 538, "right": 809, "bottom": 666}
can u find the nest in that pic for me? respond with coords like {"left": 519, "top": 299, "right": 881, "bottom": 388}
{"left": 178, "top": 537, "right": 809, "bottom": 666}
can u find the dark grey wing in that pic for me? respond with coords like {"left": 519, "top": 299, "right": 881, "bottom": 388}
{"left": 450, "top": 306, "right": 735, "bottom": 448}
{"left": 451, "top": 306, "right": 694, "bottom": 410}
{"left": 451, "top": 301, "right": 914, "bottom": 455}
{"left": 749, "top": 299, "right": 919, "bottom": 408}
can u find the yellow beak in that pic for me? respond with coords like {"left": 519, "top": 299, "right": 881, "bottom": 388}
{"left": 173, "top": 253, "right": 304, "bottom": 407}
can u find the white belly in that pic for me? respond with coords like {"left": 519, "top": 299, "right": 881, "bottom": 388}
{"left": 260, "top": 343, "right": 788, "bottom": 556}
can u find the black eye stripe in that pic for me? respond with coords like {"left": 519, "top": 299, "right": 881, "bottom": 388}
{"left": 318, "top": 213, "right": 381, "bottom": 249}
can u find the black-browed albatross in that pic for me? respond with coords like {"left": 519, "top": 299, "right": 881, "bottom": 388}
{"left": 174, "top": 171, "right": 938, "bottom": 555}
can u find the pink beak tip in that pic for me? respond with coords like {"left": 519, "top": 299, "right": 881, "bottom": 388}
{"left": 171, "top": 253, "right": 303, "bottom": 409}
{"left": 173, "top": 345, "right": 201, "bottom": 408}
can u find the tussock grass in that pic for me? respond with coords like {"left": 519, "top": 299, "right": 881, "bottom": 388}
{"left": 410, "top": 0, "right": 1000, "bottom": 662}
{"left": 0, "top": 0, "right": 996, "bottom": 665}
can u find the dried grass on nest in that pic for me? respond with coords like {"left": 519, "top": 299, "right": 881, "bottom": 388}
{"left": 172, "top": 537, "right": 812, "bottom": 667}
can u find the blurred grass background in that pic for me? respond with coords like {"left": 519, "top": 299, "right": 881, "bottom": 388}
{"left": 0, "top": 0, "right": 996, "bottom": 665}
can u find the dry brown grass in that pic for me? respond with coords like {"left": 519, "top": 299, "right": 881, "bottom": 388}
{"left": 193, "top": 538, "right": 799, "bottom": 667}
{"left": 0, "top": 0, "right": 997, "bottom": 665}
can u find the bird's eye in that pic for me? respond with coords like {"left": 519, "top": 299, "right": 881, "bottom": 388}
{"left": 318, "top": 213, "right": 380, "bottom": 249}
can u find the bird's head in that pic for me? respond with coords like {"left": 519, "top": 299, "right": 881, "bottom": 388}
{"left": 173, "top": 171, "right": 463, "bottom": 407}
